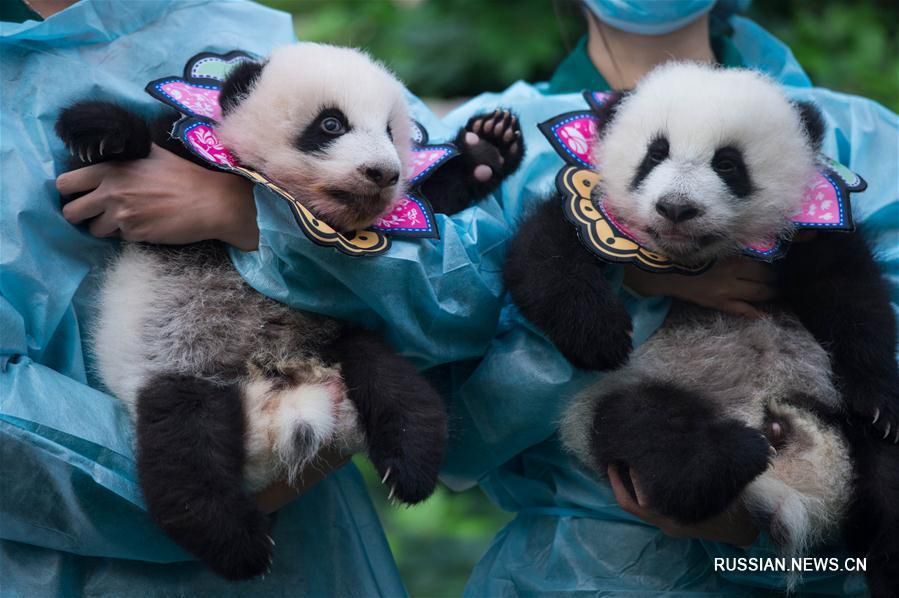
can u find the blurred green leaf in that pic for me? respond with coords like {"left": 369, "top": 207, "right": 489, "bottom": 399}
{"left": 261, "top": 0, "right": 898, "bottom": 111}
{"left": 749, "top": 0, "right": 899, "bottom": 111}
{"left": 272, "top": 0, "right": 584, "bottom": 97}
{"left": 353, "top": 456, "right": 512, "bottom": 597}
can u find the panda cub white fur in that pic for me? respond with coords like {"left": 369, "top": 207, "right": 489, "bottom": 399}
{"left": 56, "top": 42, "right": 524, "bottom": 581}
{"left": 505, "top": 63, "right": 899, "bottom": 596}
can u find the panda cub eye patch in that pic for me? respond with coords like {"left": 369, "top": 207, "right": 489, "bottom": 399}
{"left": 295, "top": 108, "right": 351, "bottom": 153}
{"left": 711, "top": 146, "right": 752, "bottom": 198}
{"left": 630, "top": 136, "right": 669, "bottom": 191}
{"left": 648, "top": 138, "right": 669, "bottom": 163}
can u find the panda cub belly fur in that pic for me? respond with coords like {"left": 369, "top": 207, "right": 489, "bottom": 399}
{"left": 562, "top": 304, "right": 855, "bottom": 553}
{"left": 94, "top": 243, "right": 363, "bottom": 491}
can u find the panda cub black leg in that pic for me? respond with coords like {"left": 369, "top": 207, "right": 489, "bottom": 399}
{"left": 55, "top": 100, "right": 153, "bottom": 167}
{"left": 326, "top": 329, "right": 447, "bottom": 504}
{"left": 422, "top": 109, "right": 523, "bottom": 215}
{"left": 781, "top": 230, "right": 899, "bottom": 439}
{"left": 135, "top": 374, "right": 273, "bottom": 581}
{"left": 592, "top": 381, "right": 772, "bottom": 523}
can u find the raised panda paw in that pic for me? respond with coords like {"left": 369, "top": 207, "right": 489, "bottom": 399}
{"left": 457, "top": 109, "right": 524, "bottom": 197}
{"left": 55, "top": 101, "right": 151, "bottom": 165}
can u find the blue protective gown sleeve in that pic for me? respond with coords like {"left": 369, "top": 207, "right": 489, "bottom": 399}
{"left": 0, "top": 2, "right": 405, "bottom": 595}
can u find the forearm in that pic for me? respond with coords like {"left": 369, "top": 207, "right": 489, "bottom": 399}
{"left": 58, "top": 145, "right": 260, "bottom": 250}
{"left": 211, "top": 175, "right": 259, "bottom": 251}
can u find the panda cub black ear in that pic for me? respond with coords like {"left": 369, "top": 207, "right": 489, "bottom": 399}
{"left": 219, "top": 60, "right": 266, "bottom": 117}
{"left": 595, "top": 91, "right": 630, "bottom": 138}
{"left": 793, "top": 100, "right": 826, "bottom": 152}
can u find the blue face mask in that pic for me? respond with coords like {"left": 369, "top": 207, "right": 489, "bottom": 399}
{"left": 583, "top": 0, "right": 720, "bottom": 35}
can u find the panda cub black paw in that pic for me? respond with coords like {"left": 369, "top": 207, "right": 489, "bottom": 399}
{"left": 375, "top": 453, "right": 442, "bottom": 506}
{"left": 457, "top": 109, "right": 523, "bottom": 196}
{"left": 365, "top": 376, "right": 446, "bottom": 506}
{"left": 200, "top": 510, "right": 275, "bottom": 581}
{"left": 55, "top": 100, "right": 152, "bottom": 166}
{"left": 550, "top": 299, "right": 633, "bottom": 371}
{"left": 421, "top": 108, "right": 524, "bottom": 215}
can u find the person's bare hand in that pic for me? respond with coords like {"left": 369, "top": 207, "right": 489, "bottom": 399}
{"left": 624, "top": 257, "right": 777, "bottom": 318}
{"left": 608, "top": 465, "right": 759, "bottom": 547}
{"left": 57, "top": 145, "right": 259, "bottom": 251}
{"left": 255, "top": 447, "right": 351, "bottom": 514}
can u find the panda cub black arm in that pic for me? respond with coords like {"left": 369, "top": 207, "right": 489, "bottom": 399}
{"left": 781, "top": 229, "right": 899, "bottom": 439}
{"left": 55, "top": 101, "right": 215, "bottom": 171}
{"left": 322, "top": 327, "right": 447, "bottom": 504}
{"left": 504, "top": 197, "right": 633, "bottom": 371}
{"left": 421, "top": 110, "right": 524, "bottom": 216}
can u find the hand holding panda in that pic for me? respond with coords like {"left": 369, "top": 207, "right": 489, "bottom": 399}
{"left": 506, "top": 63, "right": 899, "bottom": 595}
{"left": 53, "top": 43, "right": 523, "bottom": 581}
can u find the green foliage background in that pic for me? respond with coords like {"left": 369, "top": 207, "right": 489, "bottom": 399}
{"left": 262, "top": 0, "right": 898, "bottom": 109}
{"left": 751, "top": 0, "right": 899, "bottom": 111}
{"left": 256, "top": 1, "right": 898, "bottom": 595}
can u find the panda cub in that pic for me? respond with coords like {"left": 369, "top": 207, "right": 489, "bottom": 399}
{"left": 505, "top": 63, "right": 898, "bottom": 595}
{"left": 55, "top": 43, "right": 523, "bottom": 580}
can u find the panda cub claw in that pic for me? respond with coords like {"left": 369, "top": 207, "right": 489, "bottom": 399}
{"left": 373, "top": 455, "right": 439, "bottom": 506}
{"left": 853, "top": 388, "right": 899, "bottom": 443}
{"left": 55, "top": 100, "right": 152, "bottom": 166}
{"left": 195, "top": 507, "right": 274, "bottom": 581}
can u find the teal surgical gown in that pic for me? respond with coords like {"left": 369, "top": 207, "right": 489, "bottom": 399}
{"left": 4, "top": 0, "right": 897, "bottom": 594}
{"left": 0, "top": 2, "right": 405, "bottom": 596}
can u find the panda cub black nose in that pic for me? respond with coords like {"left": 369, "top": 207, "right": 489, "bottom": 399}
{"left": 655, "top": 199, "right": 702, "bottom": 223}
{"left": 363, "top": 166, "right": 400, "bottom": 188}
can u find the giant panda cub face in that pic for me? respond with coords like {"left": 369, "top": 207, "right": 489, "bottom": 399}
{"left": 217, "top": 43, "right": 412, "bottom": 232}
{"left": 595, "top": 63, "right": 820, "bottom": 266}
